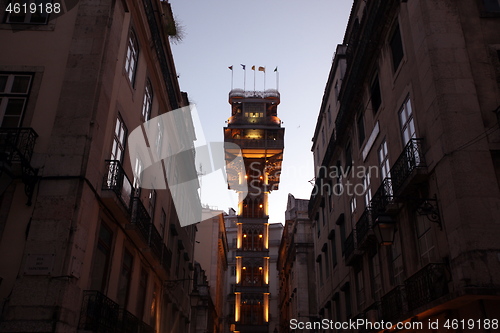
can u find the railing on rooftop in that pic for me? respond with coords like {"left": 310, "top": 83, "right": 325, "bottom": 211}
{"left": 229, "top": 89, "right": 280, "bottom": 99}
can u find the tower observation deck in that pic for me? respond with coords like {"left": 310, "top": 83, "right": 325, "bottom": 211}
{"left": 224, "top": 89, "right": 284, "bottom": 333}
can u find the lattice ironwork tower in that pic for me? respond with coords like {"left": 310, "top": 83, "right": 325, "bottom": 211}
{"left": 224, "top": 88, "right": 284, "bottom": 333}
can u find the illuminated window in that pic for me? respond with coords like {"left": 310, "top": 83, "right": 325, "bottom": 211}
{"left": 142, "top": 79, "right": 153, "bottom": 121}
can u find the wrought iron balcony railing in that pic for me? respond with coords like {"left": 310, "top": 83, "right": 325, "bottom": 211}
{"left": 356, "top": 207, "right": 374, "bottom": 248}
{"left": 224, "top": 138, "right": 284, "bottom": 150}
{"left": 405, "top": 263, "right": 449, "bottom": 311}
{"left": 103, "top": 160, "right": 134, "bottom": 210}
{"left": 79, "top": 290, "right": 119, "bottom": 332}
{"left": 381, "top": 285, "right": 406, "bottom": 322}
{"left": 0, "top": 127, "right": 38, "bottom": 164}
{"left": 130, "top": 197, "right": 152, "bottom": 246}
{"left": 390, "top": 138, "right": 426, "bottom": 194}
{"left": 118, "top": 309, "right": 140, "bottom": 333}
{"left": 370, "top": 178, "right": 394, "bottom": 221}
{"left": 344, "top": 230, "right": 362, "bottom": 265}
{"left": 0, "top": 127, "right": 39, "bottom": 204}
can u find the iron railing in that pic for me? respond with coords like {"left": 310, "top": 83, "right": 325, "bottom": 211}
{"left": 131, "top": 197, "right": 152, "bottom": 245}
{"left": 356, "top": 207, "right": 372, "bottom": 247}
{"left": 390, "top": 138, "right": 426, "bottom": 194}
{"left": 229, "top": 89, "right": 280, "bottom": 99}
{"left": 370, "top": 178, "right": 394, "bottom": 221}
{"left": 79, "top": 290, "right": 119, "bottom": 332}
{"left": 381, "top": 285, "right": 406, "bottom": 322}
{"left": 103, "top": 160, "right": 134, "bottom": 210}
{"left": 405, "top": 263, "right": 449, "bottom": 311}
{"left": 224, "top": 138, "right": 284, "bottom": 149}
{"left": 118, "top": 309, "right": 140, "bottom": 333}
{"left": 140, "top": 322, "right": 155, "bottom": 333}
{"left": 0, "top": 127, "right": 38, "bottom": 164}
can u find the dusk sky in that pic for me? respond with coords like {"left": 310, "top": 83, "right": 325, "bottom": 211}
{"left": 170, "top": 0, "right": 354, "bottom": 224}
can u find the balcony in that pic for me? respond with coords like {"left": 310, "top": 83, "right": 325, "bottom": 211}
{"left": 381, "top": 285, "right": 406, "bottom": 322}
{"left": 344, "top": 230, "right": 362, "bottom": 266}
{"left": 0, "top": 127, "right": 39, "bottom": 204}
{"left": 118, "top": 309, "right": 140, "bottom": 333}
{"left": 405, "top": 263, "right": 449, "bottom": 311}
{"left": 102, "top": 160, "right": 134, "bottom": 218}
{"left": 78, "top": 290, "right": 119, "bottom": 332}
{"left": 130, "top": 197, "right": 151, "bottom": 245}
{"left": 390, "top": 139, "right": 427, "bottom": 195}
{"left": 224, "top": 138, "right": 284, "bottom": 150}
{"left": 370, "top": 178, "right": 397, "bottom": 221}
{"left": 355, "top": 207, "right": 375, "bottom": 249}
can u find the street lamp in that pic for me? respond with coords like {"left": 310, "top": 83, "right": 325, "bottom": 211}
{"left": 373, "top": 215, "right": 396, "bottom": 246}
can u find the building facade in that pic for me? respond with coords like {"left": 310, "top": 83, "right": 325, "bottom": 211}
{"left": 278, "top": 194, "right": 317, "bottom": 333}
{"left": 223, "top": 88, "right": 284, "bottom": 333}
{"left": 310, "top": 0, "right": 500, "bottom": 331}
{"left": 191, "top": 208, "right": 229, "bottom": 333}
{"left": 0, "top": 0, "right": 199, "bottom": 332}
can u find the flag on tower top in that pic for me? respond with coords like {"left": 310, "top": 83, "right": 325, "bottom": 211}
{"left": 274, "top": 66, "right": 278, "bottom": 72}
{"left": 258, "top": 66, "right": 265, "bottom": 72}
{"left": 240, "top": 64, "right": 246, "bottom": 70}
{"left": 251, "top": 65, "right": 255, "bottom": 70}
{"left": 228, "top": 66, "right": 233, "bottom": 70}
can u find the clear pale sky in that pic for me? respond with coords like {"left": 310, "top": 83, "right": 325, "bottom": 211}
{"left": 170, "top": 0, "right": 353, "bottom": 224}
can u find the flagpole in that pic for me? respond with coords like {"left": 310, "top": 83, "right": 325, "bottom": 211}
{"left": 253, "top": 67, "right": 256, "bottom": 92}
{"left": 231, "top": 67, "right": 234, "bottom": 90}
{"left": 264, "top": 70, "right": 266, "bottom": 91}
{"left": 244, "top": 68, "right": 246, "bottom": 91}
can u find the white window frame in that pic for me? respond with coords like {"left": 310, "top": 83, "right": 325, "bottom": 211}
{"left": 0, "top": 73, "right": 33, "bottom": 127}
{"left": 6, "top": 0, "right": 52, "bottom": 25}
{"left": 125, "top": 29, "right": 139, "bottom": 85}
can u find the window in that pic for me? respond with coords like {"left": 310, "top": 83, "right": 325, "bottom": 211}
{"left": 363, "top": 174, "right": 372, "bottom": 207}
{"left": 399, "top": 97, "right": 416, "bottom": 145}
{"left": 330, "top": 236, "right": 338, "bottom": 267}
{"left": 322, "top": 127, "right": 326, "bottom": 146}
{"left": 136, "top": 267, "right": 148, "bottom": 320}
{"left": 483, "top": 0, "right": 500, "bottom": 12}
{"left": 148, "top": 190, "right": 156, "bottom": 222}
{"left": 160, "top": 209, "right": 166, "bottom": 239}
{"left": 90, "top": 223, "right": 113, "bottom": 292}
{"left": 133, "top": 157, "right": 143, "bottom": 189}
{"left": 378, "top": 140, "right": 390, "bottom": 179}
{"left": 416, "top": 215, "right": 437, "bottom": 265}
{"left": 350, "top": 196, "right": 357, "bottom": 213}
{"left": 111, "top": 115, "right": 127, "bottom": 162}
{"left": 369, "top": 251, "right": 382, "bottom": 300}
{"left": 117, "top": 249, "right": 133, "bottom": 308}
{"left": 334, "top": 81, "right": 340, "bottom": 101}
{"left": 345, "top": 142, "right": 352, "bottom": 171}
{"left": 391, "top": 229, "right": 404, "bottom": 285}
{"left": 357, "top": 113, "right": 365, "bottom": 147}
{"left": 327, "top": 105, "right": 332, "bottom": 124}
{"left": 0, "top": 73, "right": 33, "bottom": 127}
{"left": 317, "top": 255, "right": 323, "bottom": 286}
{"left": 323, "top": 243, "right": 330, "bottom": 278}
{"left": 125, "top": 29, "right": 139, "bottom": 85}
{"left": 390, "top": 24, "right": 404, "bottom": 72}
{"left": 6, "top": 0, "right": 51, "bottom": 24}
{"left": 142, "top": 79, "right": 153, "bottom": 121}
{"left": 355, "top": 269, "right": 365, "bottom": 311}
{"left": 370, "top": 74, "right": 382, "bottom": 114}
{"left": 150, "top": 283, "right": 159, "bottom": 328}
